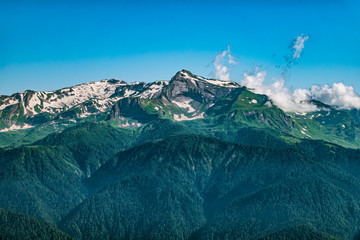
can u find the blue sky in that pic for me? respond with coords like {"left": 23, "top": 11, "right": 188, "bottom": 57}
{"left": 0, "top": 0, "right": 359, "bottom": 95}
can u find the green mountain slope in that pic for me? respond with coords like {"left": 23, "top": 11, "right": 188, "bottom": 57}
{"left": 1, "top": 114, "right": 360, "bottom": 239}
{"left": 0, "top": 145, "right": 86, "bottom": 223}
{"left": 36, "top": 121, "right": 136, "bottom": 175}
{"left": 255, "top": 224, "right": 339, "bottom": 240}
{"left": 59, "top": 134, "right": 360, "bottom": 239}
{"left": 290, "top": 109, "right": 360, "bottom": 148}
{"left": 0, "top": 207, "right": 72, "bottom": 240}
{"left": 0, "top": 122, "right": 136, "bottom": 223}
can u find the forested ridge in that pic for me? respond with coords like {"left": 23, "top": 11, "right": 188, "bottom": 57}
{"left": 1, "top": 120, "right": 360, "bottom": 239}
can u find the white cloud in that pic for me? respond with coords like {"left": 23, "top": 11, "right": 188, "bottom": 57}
{"left": 212, "top": 46, "right": 238, "bottom": 81}
{"left": 241, "top": 71, "right": 360, "bottom": 112}
{"left": 292, "top": 34, "right": 309, "bottom": 59}
{"left": 310, "top": 83, "right": 360, "bottom": 109}
{"left": 241, "top": 71, "right": 318, "bottom": 112}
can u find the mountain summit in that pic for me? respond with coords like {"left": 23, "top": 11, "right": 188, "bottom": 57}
{"left": 0, "top": 70, "right": 239, "bottom": 130}
{"left": 0, "top": 70, "right": 359, "bottom": 148}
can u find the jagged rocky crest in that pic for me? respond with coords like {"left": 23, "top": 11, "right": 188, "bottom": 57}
{"left": 1, "top": 69, "right": 360, "bottom": 148}
{"left": 0, "top": 70, "right": 241, "bottom": 130}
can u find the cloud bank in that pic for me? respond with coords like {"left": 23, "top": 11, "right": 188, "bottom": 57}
{"left": 241, "top": 71, "right": 318, "bottom": 112}
{"left": 310, "top": 83, "right": 360, "bottom": 109}
{"left": 212, "top": 46, "right": 238, "bottom": 81}
{"left": 241, "top": 71, "right": 360, "bottom": 112}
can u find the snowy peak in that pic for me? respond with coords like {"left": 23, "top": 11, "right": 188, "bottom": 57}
{"left": 132, "top": 81, "right": 169, "bottom": 99}
{"left": 171, "top": 69, "right": 239, "bottom": 88}
{"left": 0, "top": 78, "right": 143, "bottom": 131}
{"left": 0, "top": 78, "right": 129, "bottom": 113}
{"left": 0, "top": 70, "right": 246, "bottom": 132}
{"left": 165, "top": 70, "right": 240, "bottom": 102}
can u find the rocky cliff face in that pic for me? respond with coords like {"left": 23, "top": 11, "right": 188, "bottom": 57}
{"left": 1, "top": 70, "right": 240, "bottom": 131}
{"left": 0, "top": 79, "right": 133, "bottom": 130}
{"left": 163, "top": 70, "right": 239, "bottom": 104}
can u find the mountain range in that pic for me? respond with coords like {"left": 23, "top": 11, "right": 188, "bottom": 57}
{"left": 1, "top": 70, "right": 360, "bottom": 239}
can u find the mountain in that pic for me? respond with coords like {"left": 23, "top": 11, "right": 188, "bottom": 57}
{"left": 1, "top": 70, "right": 359, "bottom": 149}
{"left": 1, "top": 70, "right": 360, "bottom": 239}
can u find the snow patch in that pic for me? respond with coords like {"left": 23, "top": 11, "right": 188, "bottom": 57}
{"left": 136, "top": 81, "right": 168, "bottom": 98}
{"left": 172, "top": 98, "right": 196, "bottom": 113}
{"left": 0, "top": 98, "right": 19, "bottom": 110}
{"left": 124, "top": 89, "right": 135, "bottom": 97}
{"left": 0, "top": 123, "right": 34, "bottom": 132}
{"left": 173, "top": 112, "right": 204, "bottom": 121}
{"left": 205, "top": 79, "right": 239, "bottom": 88}
{"left": 300, "top": 130, "right": 312, "bottom": 138}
